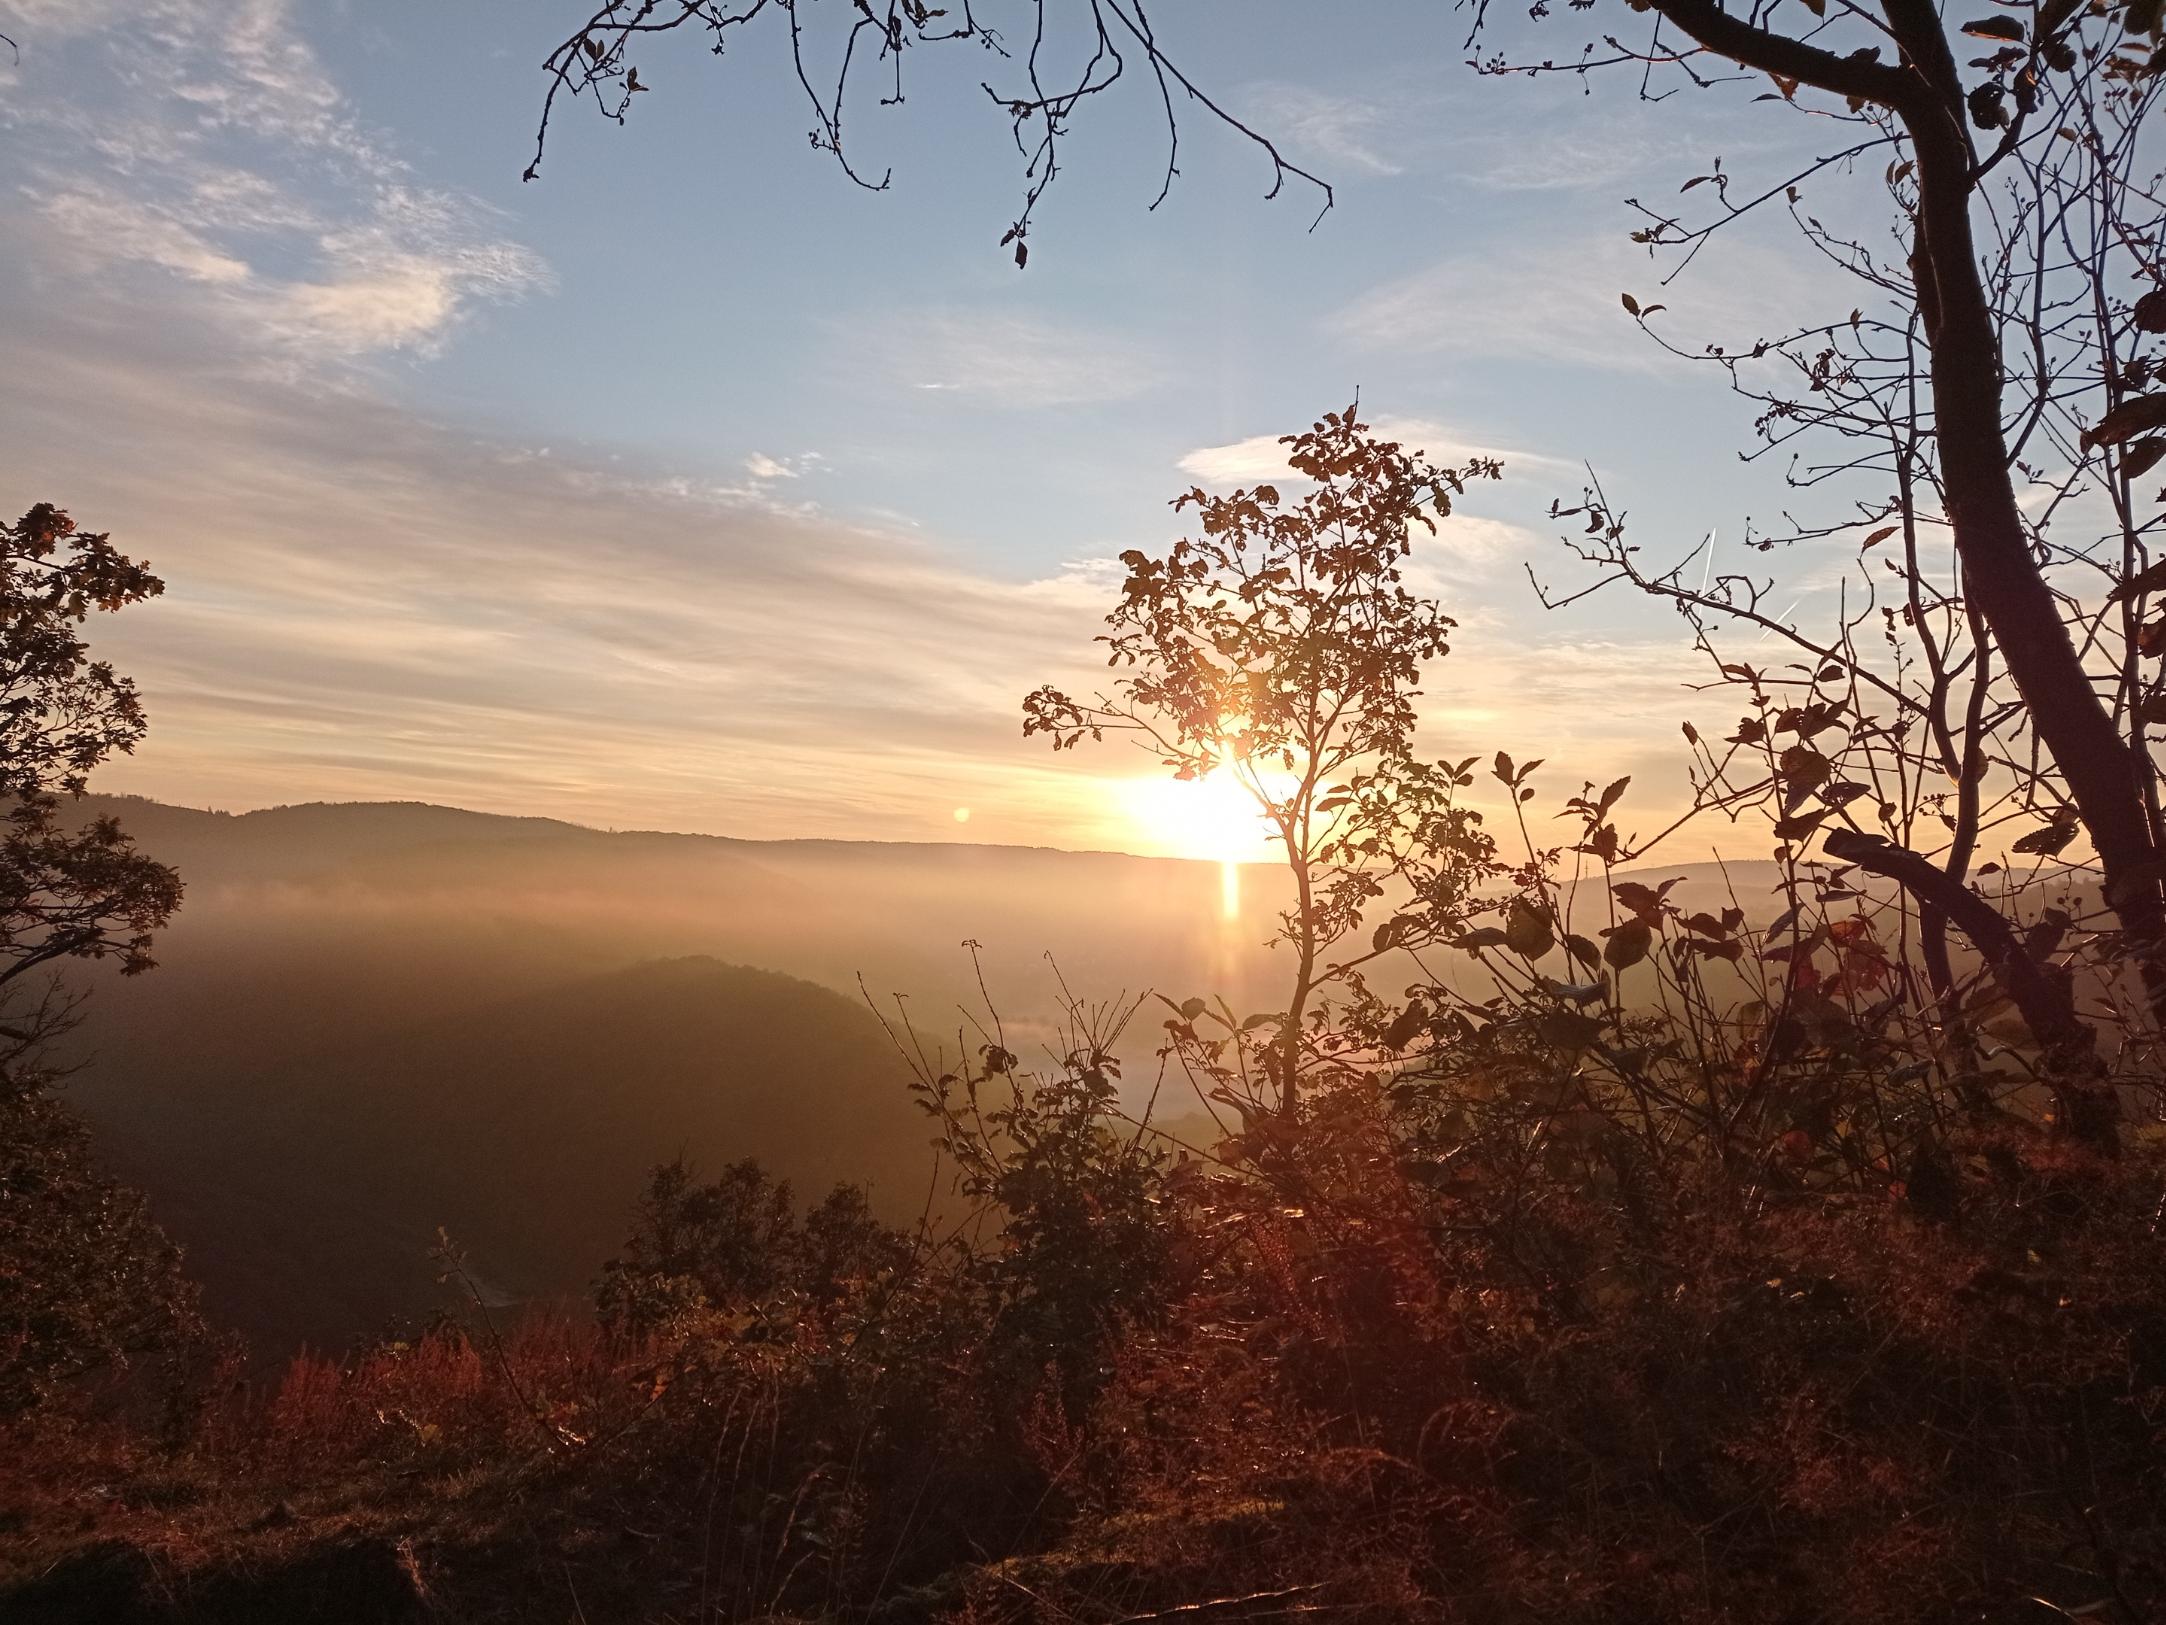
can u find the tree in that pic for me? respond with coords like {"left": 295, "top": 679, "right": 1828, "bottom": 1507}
{"left": 0, "top": 502, "right": 195, "bottom": 1416}
{"left": 1, "top": 502, "right": 182, "bottom": 1077}
{"left": 1024, "top": 410, "right": 1500, "bottom": 1114}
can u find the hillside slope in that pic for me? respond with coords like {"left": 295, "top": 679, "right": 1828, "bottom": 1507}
{"left": 82, "top": 956, "right": 928, "bottom": 1350}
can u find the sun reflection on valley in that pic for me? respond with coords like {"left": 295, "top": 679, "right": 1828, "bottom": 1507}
{"left": 1119, "top": 767, "right": 1289, "bottom": 922}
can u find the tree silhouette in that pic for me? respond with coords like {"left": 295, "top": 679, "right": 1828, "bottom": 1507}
{"left": 1026, "top": 409, "right": 1500, "bottom": 1114}
{"left": 0, "top": 502, "right": 195, "bottom": 1415}
{"left": 0, "top": 503, "right": 181, "bottom": 1076}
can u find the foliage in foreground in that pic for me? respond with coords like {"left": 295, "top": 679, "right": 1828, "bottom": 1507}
{"left": 7, "top": 1053, "right": 2162, "bottom": 1624}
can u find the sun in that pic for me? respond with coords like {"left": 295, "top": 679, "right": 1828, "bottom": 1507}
{"left": 1122, "top": 768, "right": 1278, "bottom": 865}
{"left": 1122, "top": 765, "right": 1298, "bottom": 922}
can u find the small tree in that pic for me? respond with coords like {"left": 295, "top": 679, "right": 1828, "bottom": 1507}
{"left": 1024, "top": 409, "right": 1500, "bottom": 1114}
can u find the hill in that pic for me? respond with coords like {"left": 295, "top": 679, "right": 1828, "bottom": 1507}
{"left": 58, "top": 796, "right": 1297, "bottom": 1351}
{"left": 80, "top": 955, "right": 929, "bottom": 1350}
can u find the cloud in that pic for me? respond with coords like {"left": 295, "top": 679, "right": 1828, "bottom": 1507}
{"left": 4, "top": 0, "right": 548, "bottom": 366}
{"left": 1235, "top": 66, "right": 1757, "bottom": 202}
{"left": 1249, "top": 85, "right": 1406, "bottom": 177}
{"left": 37, "top": 186, "right": 255, "bottom": 286}
{"left": 1330, "top": 229, "right": 1847, "bottom": 374}
{"left": 1179, "top": 417, "right": 1578, "bottom": 487}
{"left": 0, "top": 0, "right": 130, "bottom": 40}
{"left": 842, "top": 309, "right": 1163, "bottom": 407}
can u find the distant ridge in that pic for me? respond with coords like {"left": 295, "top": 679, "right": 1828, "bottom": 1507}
{"left": 82, "top": 790, "right": 1232, "bottom": 867}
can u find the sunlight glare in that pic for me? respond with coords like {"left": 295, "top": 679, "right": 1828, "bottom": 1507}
{"left": 1121, "top": 768, "right": 1278, "bottom": 863}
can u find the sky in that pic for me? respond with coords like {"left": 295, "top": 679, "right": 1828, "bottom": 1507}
{"left": 0, "top": 0, "right": 1879, "bottom": 860}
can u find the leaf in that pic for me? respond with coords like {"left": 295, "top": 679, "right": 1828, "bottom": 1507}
{"left": 1685, "top": 937, "right": 1745, "bottom": 964}
{"left": 1862, "top": 524, "right": 1898, "bottom": 550}
{"left": 1596, "top": 774, "right": 1631, "bottom": 814}
{"left": 2136, "top": 288, "right": 2166, "bottom": 334}
{"left": 2124, "top": 438, "right": 2166, "bottom": 480}
{"left": 2084, "top": 393, "right": 2166, "bottom": 449}
{"left": 1960, "top": 15, "right": 2024, "bottom": 40}
{"left": 1540, "top": 976, "right": 1607, "bottom": 1005}
{"left": 1506, "top": 897, "right": 1556, "bottom": 959}
{"left": 1535, "top": 1008, "right": 1605, "bottom": 1050}
{"left": 1611, "top": 877, "right": 1681, "bottom": 924}
{"left": 1772, "top": 809, "right": 1829, "bottom": 842}
{"left": 1602, "top": 918, "right": 1653, "bottom": 971}
{"left": 1564, "top": 933, "right": 1602, "bottom": 970}
{"left": 2011, "top": 817, "right": 2080, "bottom": 856}
{"left": 1455, "top": 926, "right": 1510, "bottom": 952}
{"left": 2109, "top": 559, "right": 2166, "bottom": 605}
{"left": 1621, "top": 292, "right": 1641, "bottom": 315}
{"left": 1778, "top": 743, "right": 1832, "bottom": 788}
{"left": 1383, "top": 1000, "right": 1428, "bottom": 1053}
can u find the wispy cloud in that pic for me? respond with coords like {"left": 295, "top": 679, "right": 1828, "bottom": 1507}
{"left": 1331, "top": 229, "right": 1848, "bottom": 374}
{"left": 840, "top": 309, "right": 1163, "bottom": 408}
{"left": 1249, "top": 85, "right": 1406, "bottom": 178}
{"left": 3, "top": 0, "right": 548, "bottom": 366}
{"left": 1237, "top": 66, "right": 1749, "bottom": 200}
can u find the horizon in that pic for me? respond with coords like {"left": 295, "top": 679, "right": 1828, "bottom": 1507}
{"left": 87, "top": 785, "right": 1780, "bottom": 880}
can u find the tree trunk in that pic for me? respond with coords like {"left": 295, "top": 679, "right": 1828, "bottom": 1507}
{"left": 1884, "top": 0, "right": 2164, "bottom": 999}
